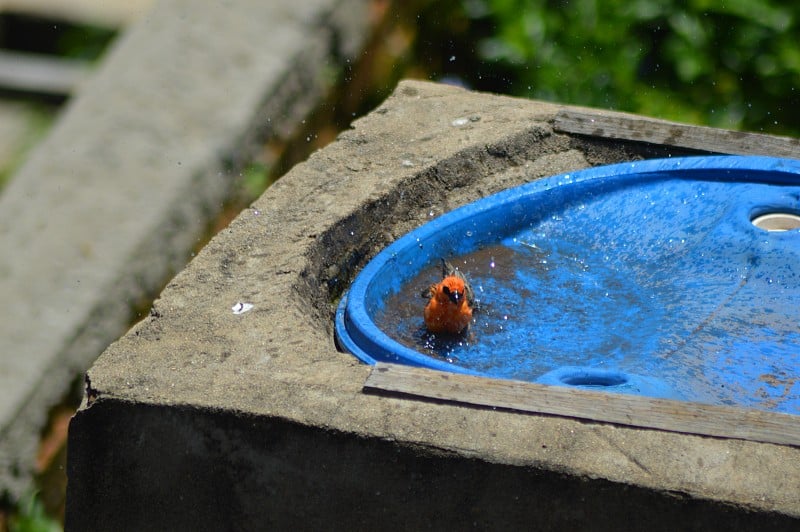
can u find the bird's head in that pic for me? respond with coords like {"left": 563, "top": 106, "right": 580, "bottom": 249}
{"left": 438, "top": 276, "right": 466, "bottom": 305}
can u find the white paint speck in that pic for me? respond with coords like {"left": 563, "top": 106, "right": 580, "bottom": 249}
{"left": 232, "top": 302, "right": 254, "bottom": 315}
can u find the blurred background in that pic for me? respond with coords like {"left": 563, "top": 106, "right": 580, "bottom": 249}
{"left": 3, "top": 0, "right": 799, "bottom": 193}
{"left": 1, "top": 0, "right": 798, "bottom": 529}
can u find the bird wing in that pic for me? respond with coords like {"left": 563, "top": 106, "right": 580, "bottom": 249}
{"left": 420, "top": 284, "right": 436, "bottom": 299}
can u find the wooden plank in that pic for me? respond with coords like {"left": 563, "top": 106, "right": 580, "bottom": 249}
{"left": 554, "top": 108, "right": 800, "bottom": 159}
{"left": 364, "top": 363, "right": 800, "bottom": 447}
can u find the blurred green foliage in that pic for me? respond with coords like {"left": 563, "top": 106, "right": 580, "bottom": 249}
{"left": 416, "top": 0, "right": 800, "bottom": 136}
{"left": 239, "top": 162, "right": 273, "bottom": 200}
{"left": 57, "top": 24, "right": 116, "bottom": 61}
{"left": 9, "top": 492, "right": 61, "bottom": 532}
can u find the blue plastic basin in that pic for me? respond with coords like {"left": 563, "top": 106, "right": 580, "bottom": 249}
{"left": 335, "top": 156, "right": 800, "bottom": 412}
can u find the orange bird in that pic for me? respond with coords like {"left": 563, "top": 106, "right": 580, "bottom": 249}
{"left": 423, "top": 259, "right": 475, "bottom": 334}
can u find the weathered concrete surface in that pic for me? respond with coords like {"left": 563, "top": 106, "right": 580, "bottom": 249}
{"left": 68, "top": 80, "right": 800, "bottom": 530}
{"left": 0, "top": 0, "right": 369, "bottom": 499}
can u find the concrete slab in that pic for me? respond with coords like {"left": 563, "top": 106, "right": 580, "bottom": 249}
{"left": 0, "top": 50, "right": 90, "bottom": 95}
{"left": 0, "top": 0, "right": 369, "bottom": 500}
{"left": 67, "top": 80, "right": 800, "bottom": 529}
{"left": 0, "top": 0, "right": 154, "bottom": 27}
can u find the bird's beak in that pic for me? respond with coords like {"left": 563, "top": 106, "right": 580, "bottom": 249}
{"left": 448, "top": 290, "right": 461, "bottom": 304}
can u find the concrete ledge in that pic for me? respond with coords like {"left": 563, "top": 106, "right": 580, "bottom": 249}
{"left": 67, "top": 80, "right": 800, "bottom": 529}
{"left": 0, "top": 0, "right": 369, "bottom": 499}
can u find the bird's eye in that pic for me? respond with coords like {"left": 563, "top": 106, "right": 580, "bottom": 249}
{"left": 442, "top": 285, "right": 450, "bottom": 295}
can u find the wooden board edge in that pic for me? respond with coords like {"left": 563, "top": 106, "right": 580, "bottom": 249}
{"left": 553, "top": 108, "right": 800, "bottom": 159}
{"left": 364, "top": 362, "right": 800, "bottom": 448}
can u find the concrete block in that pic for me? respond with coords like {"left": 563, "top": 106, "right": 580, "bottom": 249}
{"left": 67, "top": 80, "right": 800, "bottom": 529}
{"left": 0, "top": 0, "right": 370, "bottom": 499}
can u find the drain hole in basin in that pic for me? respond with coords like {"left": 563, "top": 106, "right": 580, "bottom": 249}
{"left": 560, "top": 371, "right": 628, "bottom": 387}
{"left": 751, "top": 212, "right": 800, "bottom": 231}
